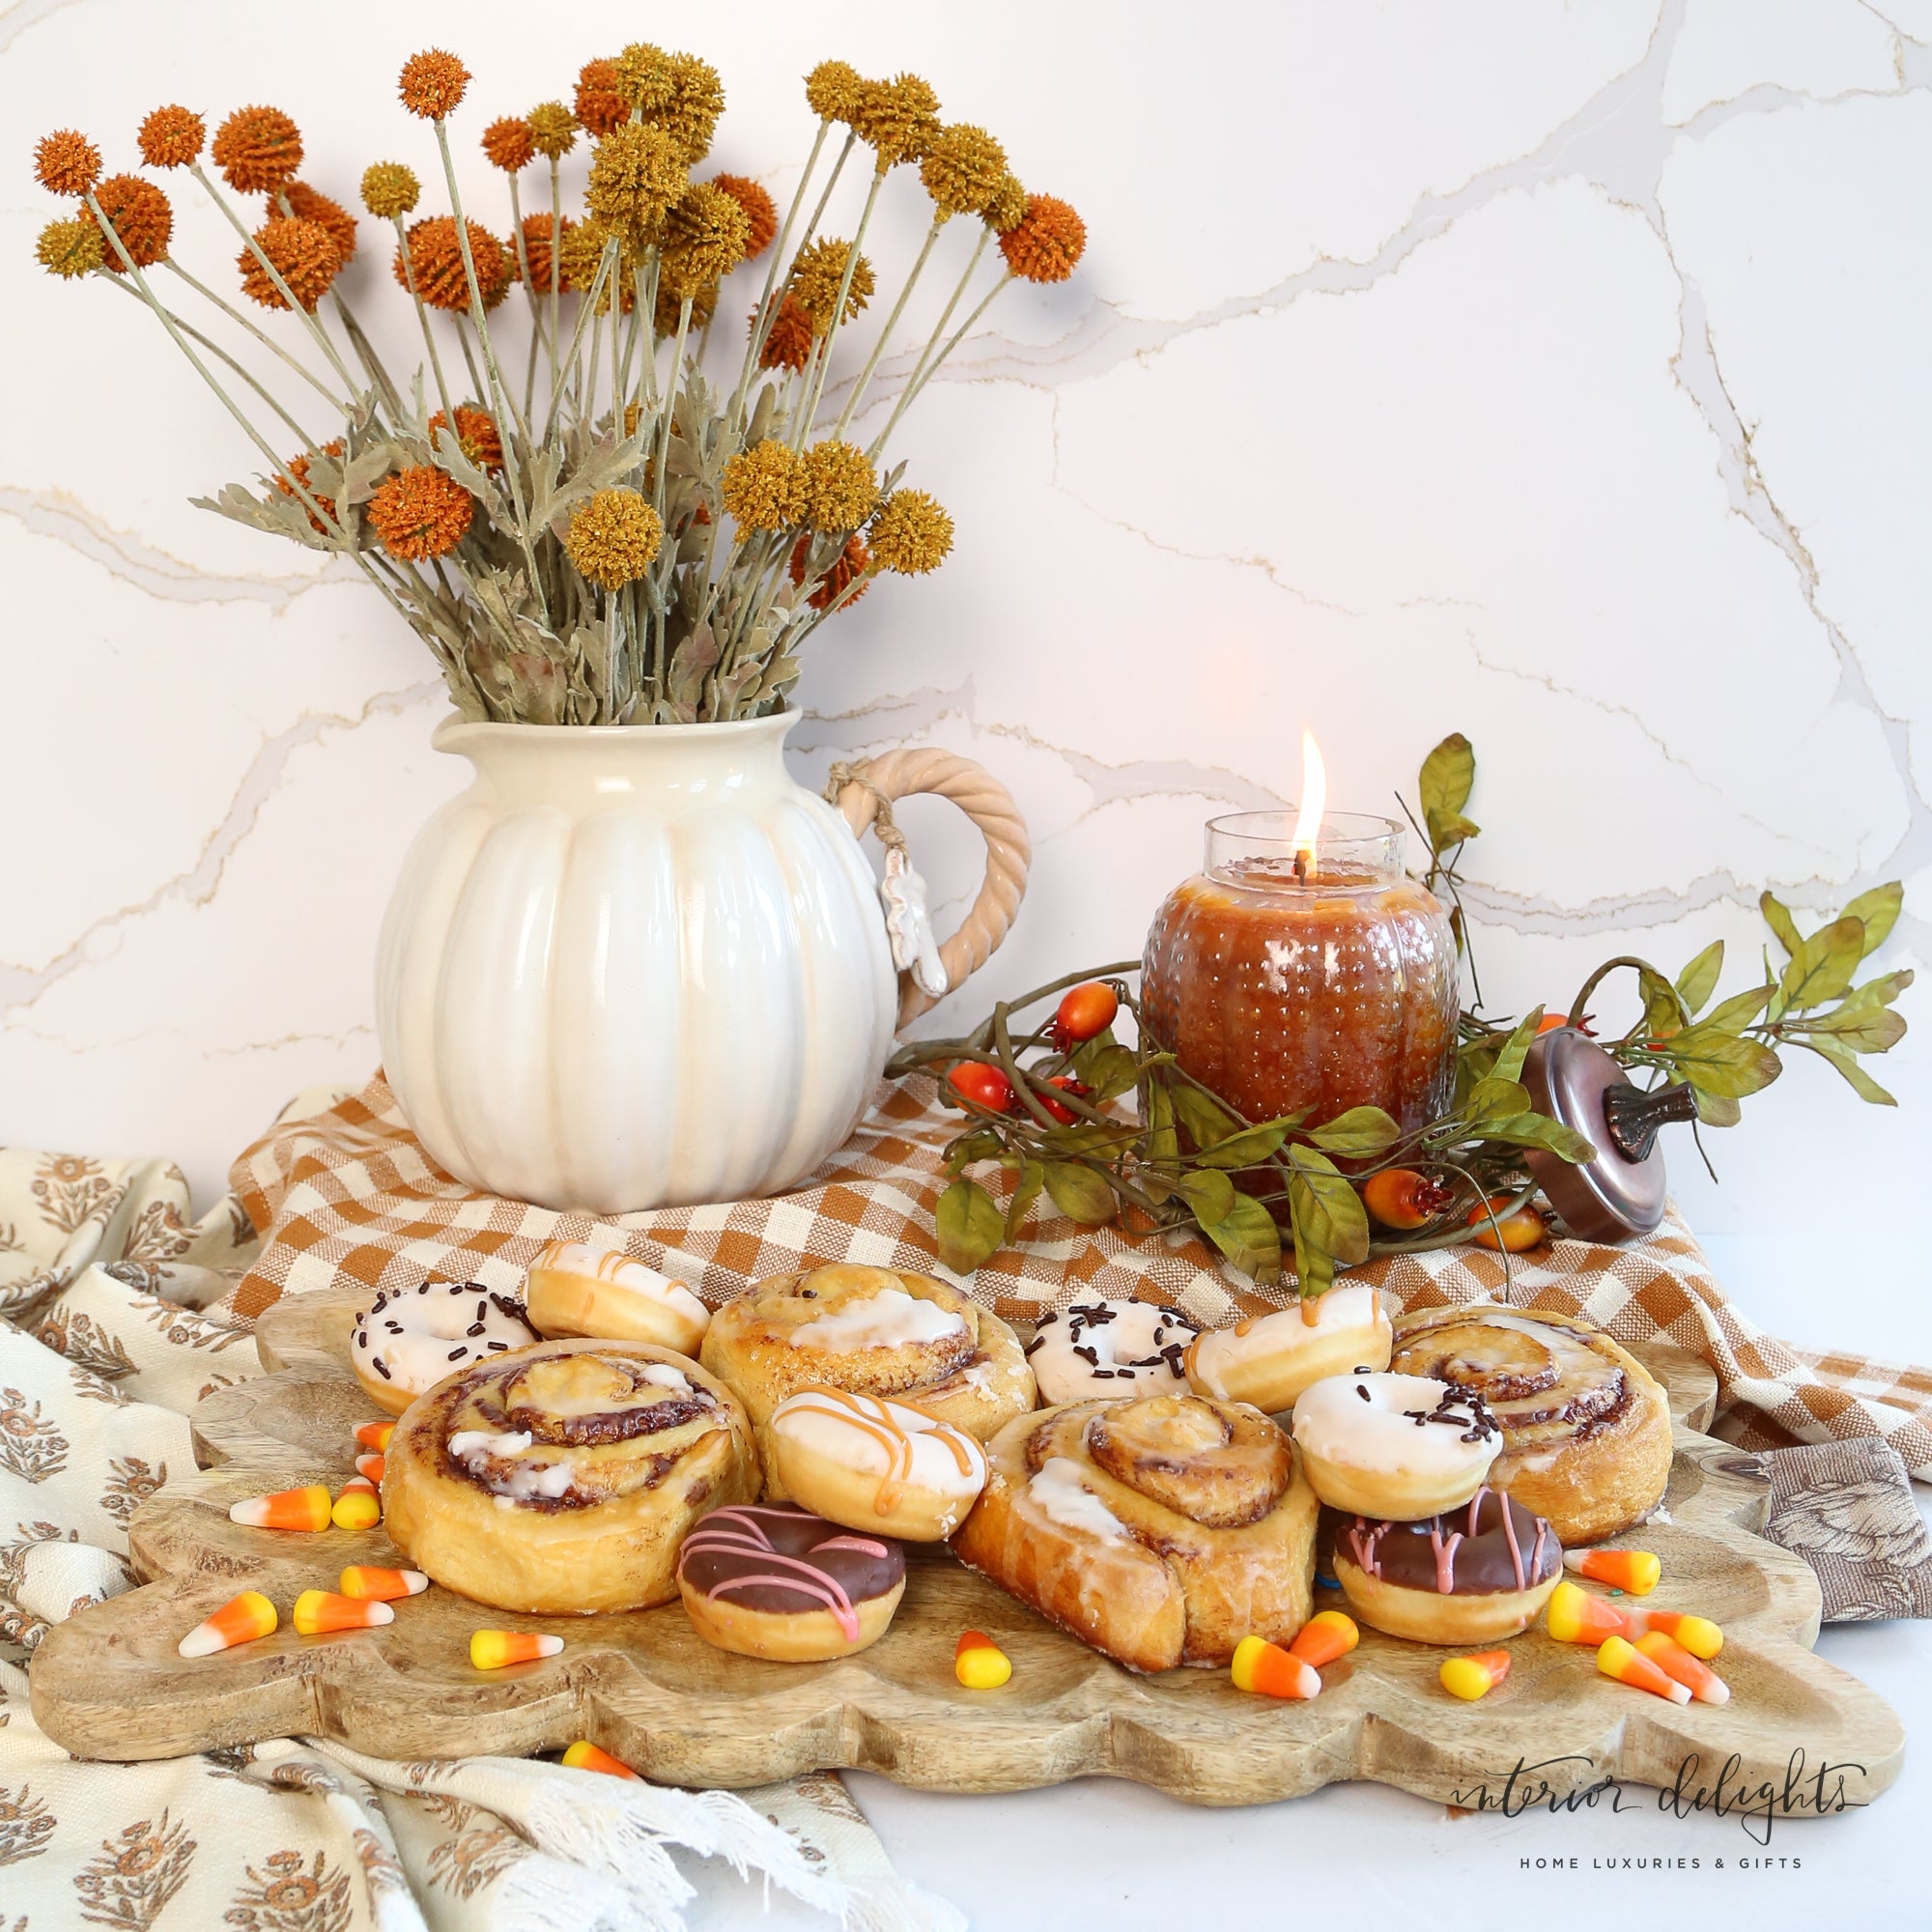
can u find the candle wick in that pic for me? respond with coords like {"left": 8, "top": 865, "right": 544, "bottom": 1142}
{"left": 1293, "top": 851, "right": 1309, "bottom": 884}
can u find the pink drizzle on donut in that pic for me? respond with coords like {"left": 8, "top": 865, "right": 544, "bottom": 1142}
{"left": 678, "top": 1506, "right": 873, "bottom": 1639}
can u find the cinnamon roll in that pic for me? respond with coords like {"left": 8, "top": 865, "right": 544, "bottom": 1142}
{"left": 950, "top": 1392, "right": 1319, "bottom": 1673}
{"left": 382, "top": 1338, "right": 756, "bottom": 1614}
{"left": 1183, "top": 1281, "right": 1392, "bottom": 1414}
{"left": 676, "top": 1502, "right": 906, "bottom": 1661}
{"left": 351, "top": 1280, "right": 541, "bottom": 1416}
{"left": 700, "top": 1265, "right": 1035, "bottom": 1493}
{"left": 524, "top": 1239, "right": 710, "bottom": 1357}
{"left": 1332, "top": 1486, "right": 1562, "bottom": 1644}
{"left": 1389, "top": 1305, "right": 1672, "bottom": 1545}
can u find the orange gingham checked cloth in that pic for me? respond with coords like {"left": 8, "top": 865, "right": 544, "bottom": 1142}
{"left": 230, "top": 1068, "right": 1932, "bottom": 1481}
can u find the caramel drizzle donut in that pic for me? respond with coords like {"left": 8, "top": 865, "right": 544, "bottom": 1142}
{"left": 676, "top": 1503, "right": 903, "bottom": 1642}
{"left": 524, "top": 1239, "right": 710, "bottom": 1353}
{"left": 353, "top": 1282, "right": 539, "bottom": 1394}
{"left": 1342, "top": 1486, "right": 1557, "bottom": 1597}
{"left": 1024, "top": 1300, "right": 1201, "bottom": 1405}
{"left": 771, "top": 1387, "right": 985, "bottom": 1516}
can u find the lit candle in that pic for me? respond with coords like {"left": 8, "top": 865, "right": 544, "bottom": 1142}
{"left": 1142, "top": 734, "right": 1459, "bottom": 1133}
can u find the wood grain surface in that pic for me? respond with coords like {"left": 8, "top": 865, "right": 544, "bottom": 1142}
{"left": 35, "top": 1282, "right": 1904, "bottom": 1810}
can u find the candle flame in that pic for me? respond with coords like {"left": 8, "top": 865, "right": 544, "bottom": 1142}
{"left": 1292, "top": 730, "right": 1325, "bottom": 878}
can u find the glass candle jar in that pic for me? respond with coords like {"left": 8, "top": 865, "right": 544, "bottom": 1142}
{"left": 1142, "top": 812, "right": 1459, "bottom": 1133}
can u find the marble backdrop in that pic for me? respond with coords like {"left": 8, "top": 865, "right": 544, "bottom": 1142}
{"left": 2, "top": 1, "right": 1926, "bottom": 1352}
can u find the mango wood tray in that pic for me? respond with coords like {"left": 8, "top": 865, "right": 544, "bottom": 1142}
{"left": 31, "top": 1283, "right": 1905, "bottom": 1810}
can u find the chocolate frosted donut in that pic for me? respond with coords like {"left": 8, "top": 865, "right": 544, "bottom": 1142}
{"left": 677, "top": 1503, "right": 907, "bottom": 1661}
{"left": 1331, "top": 1484, "right": 1562, "bottom": 1645}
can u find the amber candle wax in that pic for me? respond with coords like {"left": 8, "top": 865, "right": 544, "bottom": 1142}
{"left": 1142, "top": 813, "right": 1459, "bottom": 1133}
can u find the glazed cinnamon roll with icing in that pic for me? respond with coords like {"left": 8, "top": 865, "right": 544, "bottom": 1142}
{"left": 701, "top": 1264, "right": 1035, "bottom": 1493}
{"left": 382, "top": 1337, "right": 756, "bottom": 1614}
{"left": 1389, "top": 1304, "right": 1671, "bottom": 1545}
{"left": 951, "top": 1392, "right": 1319, "bottom": 1673}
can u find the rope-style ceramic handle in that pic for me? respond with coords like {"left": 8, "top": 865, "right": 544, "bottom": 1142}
{"left": 836, "top": 749, "right": 1031, "bottom": 1031}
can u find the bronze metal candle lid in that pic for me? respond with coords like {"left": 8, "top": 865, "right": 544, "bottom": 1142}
{"left": 1520, "top": 1029, "right": 1694, "bottom": 1242}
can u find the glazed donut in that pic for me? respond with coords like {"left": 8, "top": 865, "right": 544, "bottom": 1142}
{"left": 676, "top": 1502, "right": 906, "bottom": 1661}
{"left": 1332, "top": 1485, "right": 1561, "bottom": 1644}
{"left": 768, "top": 1387, "right": 987, "bottom": 1541}
{"left": 524, "top": 1239, "right": 710, "bottom": 1357}
{"left": 950, "top": 1392, "right": 1318, "bottom": 1673}
{"left": 381, "top": 1337, "right": 756, "bottom": 1614}
{"left": 1184, "top": 1281, "right": 1392, "bottom": 1414}
{"left": 700, "top": 1265, "right": 1035, "bottom": 1492}
{"left": 1389, "top": 1304, "right": 1672, "bottom": 1545}
{"left": 1025, "top": 1299, "right": 1202, "bottom": 1406}
{"left": 351, "top": 1280, "right": 541, "bottom": 1416}
{"left": 1292, "top": 1372, "right": 1500, "bottom": 1519}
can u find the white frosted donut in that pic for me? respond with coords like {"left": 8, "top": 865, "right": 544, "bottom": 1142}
{"left": 1292, "top": 1372, "right": 1501, "bottom": 1519}
{"left": 1024, "top": 1300, "right": 1202, "bottom": 1406}
{"left": 768, "top": 1388, "right": 988, "bottom": 1541}
{"left": 1184, "top": 1282, "right": 1392, "bottom": 1414}
{"left": 351, "top": 1281, "right": 542, "bottom": 1416}
{"left": 525, "top": 1240, "right": 710, "bottom": 1357}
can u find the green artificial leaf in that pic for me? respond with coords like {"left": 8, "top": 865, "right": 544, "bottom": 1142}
{"left": 1692, "top": 1088, "right": 1742, "bottom": 1128}
{"left": 1841, "top": 883, "right": 1903, "bottom": 958}
{"left": 1474, "top": 1114, "right": 1599, "bottom": 1164}
{"left": 1800, "top": 1004, "right": 1908, "bottom": 1055}
{"left": 1636, "top": 963, "right": 1686, "bottom": 1040}
{"left": 934, "top": 1177, "right": 1004, "bottom": 1274}
{"left": 1425, "top": 808, "right": 1483, "bottom": 852}
{"left": 1069, "top": 1030, "right": 1120, "bottom": 1082}
{"left": 1197, "top": 1193, "right": 1283, "bottom": 1281}
{"left": 1077, "top": 1043, "right": 1141, "bottom": 1104}
{"left": 1778, "top": 916, "right": 1865, "bottom": 1014}
{"left": 1675, "top": 941, "right": 1725, "bottom": 1017}
{"left": 1005, "top": 1159, "right": 1046, "bottom": 1240}
{"left": 943, "top": 1127, "right": 1006, "bottom": 1173}
{"left": 1658, "top": 1027, "right": 1782, "bottom": 1098}
{"left": 1171, "top": 1082, "right": 1241, "bottom": 1151}
{"left": 1041, "top": 1122, "right": 1138, "bottom": 1157}
{"left": 1464, "top": 1076, "right": 1532, "bottom": 1126}
{"left": 1419, "top": 733, "right": 1476, "bottom": 826}
{"left": 1492, "top": 1009, "right": 1543, "bottom": 1085}
{"left": 1304, "top": 1106, "right": 1403, "bottom": 1157}
{"left": 1760, "top": 891, "right": 1803, "bottom": 956}
{"left": 1174, "top": 1169, "right": 1237, "bottom": 1225}
{"left": 1701, "top": 984, "right": 1775, "bottom": 1036}
{"left": 1041, "top": 1160, "right": 1118, "bottom": 1226}
{"left": 1191, "top": 1120, "right": 1291, "bottom": 1169}
{"left": 1287, "top": 1148, "right": 1371, "bottom": 1266}
{"left": 1802, "top": 1039, "right": 1897, "bottom": 1106}
{"left": 1841, "top": 967, "right": 1916, "bottom": 1009}
{"left": 1143, "top": 1080, "right": 1179, "bottom": 1165}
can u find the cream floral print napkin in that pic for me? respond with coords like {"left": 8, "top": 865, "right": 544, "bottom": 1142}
{"left": 0, "top": 1130, "right": 961, "bottom": 1932}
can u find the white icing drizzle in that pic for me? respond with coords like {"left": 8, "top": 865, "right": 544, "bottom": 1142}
{"left": 788, "top": 1287, "right": 968, "bottom": 1351}
{"left": 448, "top": 1430, "right": 532, "bottom": 1459}
{"left": 1026, "top": 1456, "right": 1129, "bottom": 1542}
{"left": 447, "top": 1427, "right": 577, "bottom": 1503}
{"left": 639, "top": 1363, "right": 692, "bottom": 1394}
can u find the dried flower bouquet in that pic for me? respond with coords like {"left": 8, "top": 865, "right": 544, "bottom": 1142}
{"left": 32, "top": 50, "right": 1086, "bottom": 724}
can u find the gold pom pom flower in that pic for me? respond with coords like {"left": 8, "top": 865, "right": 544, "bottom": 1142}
{"left": 721, "top": 439, "right": 806, "bottom": 535}
{"left": 919, "top": 125, "right": 1007, "bottom": 222}
{"left": 34, "top": 128, "right": 100, "bottom": 197}
{"left": 137, "top": 107, "right": 204, "bottom": 171}
{"left": 481, "top": 116, "right": 535, "bottom": 172}
{"left": 36, "top": 216, "right": 102, "bottom": 279}
{"left": 804, "top": 59, "right": 864, "bottom": 126}
{"left": 850, "top": 73, "right": 940, "bottom": 171}
{"left": 653, "top": 52, "right": 724, "bottom": 165}
{"left": 867, "top": 489, "right": 952, "bottom": 575}
{"left": 660, "top": 180, "right": 749, "bottom": 301}
{"left": 982, "top": 172, "right": 1028, "bottom": 235}
{"left": 212, "top": 106, "right": 301, "bottom": 193}
{"left": 557, "top": 214, "right": 634, "bottom": 313}
{"left": 526, "top": 101, "right": 578, "bottom": 160}
{"left": 360, "top": 161, "right": 419, "bottom": 220}
{"left": 655, "top": 275, "right": 717, "bottom": 338}
{"left": 801, "top": 439, "right": 877, "bottom": 531}
{"left": 565, "top": 488, "right": 665, "bottom": 589}
{"left": 586, "top": 122, "right": 687, "bottom": 239}
{"left": 399, "top": 49, "right": 469, "bottom": 122}
{"left": 998, "top": 192, "right": 1086, "bottom": 283}
{"left": 239, "top": 215, "right": 340, "bottom": 311}
{"left": 87, "top": 174, "right": 172, "bottom": 271}
{"left": 789, "top": 237, "right": 873, "bottom": 329}
{"left": 367, "top": 464, "right": 473, "bottom": 559}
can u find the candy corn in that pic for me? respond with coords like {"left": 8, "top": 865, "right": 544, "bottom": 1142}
{"left": 355, "top": 1453, "right": 385, "bottom": 1484}
{"left": 293, "top": 1589, "right": 395, "bottom": 1635}
{"left": 1230, "top": 1634, "right": 1321, "bottom": 1701}
{"left": 179, "top": 1589, "right": 278, "bottom": 1658}
{"left": 1439, "top": 1651, "right": 1511, "bottom": 1701}
{"left": 954, "top": 1630, "right": 1012, "bottom": 1690}
{"left": 1288, "top": 1610, "right": 1359, "bottom": 1669}
{"left": 563, "top": 1741, "right": 639, "bottom": 1779}
{"left": 470, "top": 1629, "right": 564, "bottom": 1669}
{"left": 1625, "top": 1606, "right": 1722, "bottom": 1660}
{"left": 355, "top": 1420, "right": 394, "bottom": 1452}
{"left": 229, "top": 1484, "right": 331, "bottom": 1532}
{"left": 339, "top": 1566, "right": 430, "bottom": 1602}
{"left": 331, "top": 1477, "right": 382, "bottom": 1531}
{"left": 1564, "top": 1548, "right": 1661, "bottom": 1596}
{"left": 1544, "top": 1579, "right": 1632, "bottom": 1648}
{"left": 1597, "top": 1634, "right": 1690, "bottom": 1704}
{"left": 1634, "top": 1631, "right": 1730, "bottom": 1706}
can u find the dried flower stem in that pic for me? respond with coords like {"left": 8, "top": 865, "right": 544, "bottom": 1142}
{"left": 160, "top": 257, "right": 349, "bottom": 412}
{"left": 268, "top": 185, "right": 406, "bottom": 420}
{"left": 896, "top": 268, "right": 1011, "bottom": 421}
{"left": 543, "top": 238, "right": 617, "bottom": 440}
{"left": 833, "top": 213, "right": 940, "bottom": 439}
{"left": 504, "top": 172, "right": 537, "bottom": 422}
{"left": 797, "top": 164, "right": 884, "bottom": 440}
{"left": 387, "top": 214, "right": 457, "bottom": 426}
{"left": 546, "top": 159, "right": 562, "bottom": 402}
{"left": 655, "top": 296, "right": 693, "bottom": 526}
{"left": 869, "top": 226, "right": 990, "bottom": 459}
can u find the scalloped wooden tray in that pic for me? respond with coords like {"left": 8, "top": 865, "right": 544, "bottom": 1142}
{"left": 30, "top": 1283, "right": 1905, "bottom": 1809}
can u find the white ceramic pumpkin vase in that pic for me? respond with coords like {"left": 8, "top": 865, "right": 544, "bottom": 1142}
{"left": 373, "top": 711, "right": 1028, "bottom": 1212}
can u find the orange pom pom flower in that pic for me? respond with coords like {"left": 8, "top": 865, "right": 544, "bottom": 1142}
{"left": 367, "top": 466, "right": 474, "bottom": 561}
{"left": 88, "top": 174, "right": 173, "bottom": 271}
{"left": 238, "top": 216, "right": 340, "bottom": 312}
{"left": 212, "top": 106, "right": 302, "bottom": 193}
{"left": 138, "top": 106, "right": 205, "bottom": 170}
{"left": 400, "top": 49, "right": 469, "bottom": 122}
{"left": 997, "top": 193, "right": 1086, "bottom": 285}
